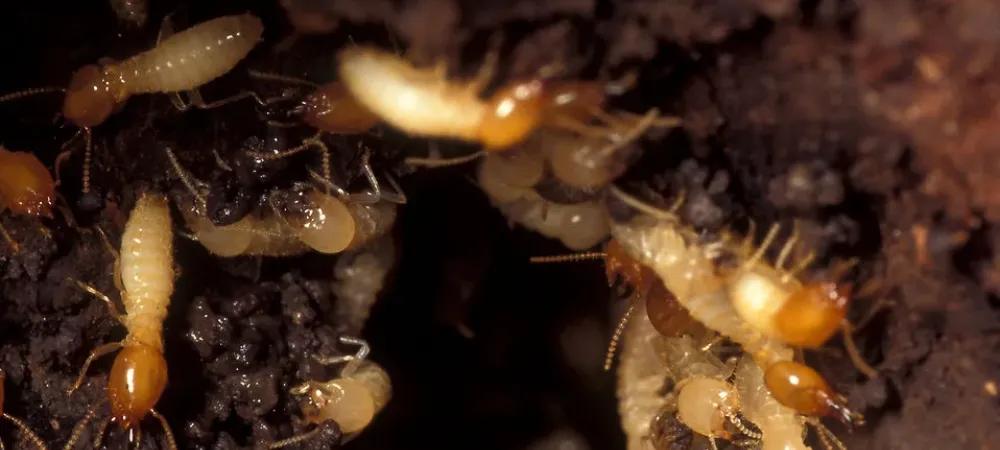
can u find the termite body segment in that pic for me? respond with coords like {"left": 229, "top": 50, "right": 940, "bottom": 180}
{"left": 63, "top": 13, "right": 263, "bottom": 128}
{"left": 0, "top": 371, "right": 47, "bottom": 450}
{"left": 64, "top": 193, "right": 176, "bottom": 450}
{"left": 615, "top": 301, "right": 670, "bottom": 450}
{"left": 736, "top": 355, "right": 831, "bottom": 450}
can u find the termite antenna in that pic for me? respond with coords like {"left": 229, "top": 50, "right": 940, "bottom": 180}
{"left": 0, "top": 87, "right": 65, "bottom": 103}
{"left": 722, "top": 411, "right": 761, "bottom": 440}
{"left": 404, "top": 151, "right": 486, "bottom": 168}
{"left": 530, "top": 252, "right": 606, "bottom": 263}
{"left": 808, "top": 418, "right": 847, "bottom": 450}
{"left": 313, "top": 336, "right": 371, "bottom": 367}
{"left": 608, "top": 185, "right": 684, "bottom": 222}
{"left": 741, "top": 223, "right": 781, "bottom": 273}
{"left": 604, "top": 306, "right": 634, "bottom": 371}
{"left": 62, "top": 403, "right": 100, "bottom": 450}
{"left": 81, "top": 129, "right": 93, "bottom": 194}
{"left": 265, "top": 427, "right": 322, "bottom": 449}
{"left": 774, "top": 220, "right": 799, "bottom": 272}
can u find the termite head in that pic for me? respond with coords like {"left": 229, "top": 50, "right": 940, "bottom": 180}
{"left": 298, "top": 361, "right": 391, "bottom": 434}
{"left": 763, "top": 361, "right": 863, "bottom": 426}
{"left": 545, "top": 81, "right": 607, "bottom": 123}
{"left": 63, "top": 64, "right": 120, "bottom": 128}
{"left": 676, "top": 376, "right": 739, "bottom": 439}
{"left": 0, "top": 148, "right": 56, "bottom": 218}
{"left": 604, "top": 238, "right": 647, "bottom": 295}
{"left": 108, "top": 344, "right": 168, "bottom": 429}
{"left": 301, "top": 82, "right": 379, "bottom": 134}
{"left": 479, "top": 79, "right": 547, "bottom": 151}
{"left": 773, "top": 282, "right": 851, "bottom": 348}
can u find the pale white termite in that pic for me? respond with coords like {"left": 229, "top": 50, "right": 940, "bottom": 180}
{"left": 608, "top": 187, "right": 863, "bottom": 427}
{"left": 332, "top": 236, "right": 397, "bottom": 335}
{"left": 63, "top": 193, "right": 177, "bottom": 450}
{"left": 0, "top": 13, "right": 264, "bottom": 196}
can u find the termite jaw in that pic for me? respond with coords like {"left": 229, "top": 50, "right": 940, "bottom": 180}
{"left": 824, "top": 392, "right": 864, "bottom": 427}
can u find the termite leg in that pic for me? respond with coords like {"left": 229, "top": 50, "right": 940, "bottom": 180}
{"left": 403, "top": 151, "right": 486, "bottom": 168}
{"left": 467, "top": 33, "right": 503, "bottom": 94}
{"left": 247, "top": 70, "right": 319, "bottom": 88}
{"left": 151, "top": 409, "right": 178, "bottom": 450}
{"left": 0, "top": 222, "right": 18, "bottom": 255}
{"left": 840, "top": 321, "right": 879, "bottom": 379}
{"left": 68, "top": 279, "right": 125, "bottom": 322}
{"left": 93, "top": 226, "right": 125, "bottom": 294}
{"left": 157, "top": 13, "right": 176, "bottom": 43}
{"left": 350, "top": 148, "right": 407, "bottom": 204}
{"left": 313, "top": 336, "right": 371, "bottom": 367}
{"left": 164, "top": 146, "right": 208, "bottom": 212}
{"left": 67, "top": 341, "right": 123, "bottom": 395}
{"left": 170, "top": 89, "right": 271, "bottom": 112}
{"left": 307, "top": 169, "right": 349, "bottom": 199}
{"left": 774, "top": 221, "right": 800, "bottom": 272}
{"left": 741, "top": 223, "right": 781, "bottom": 273}
{"left": 604, "top": 306, "right": 634, "bottom": 371}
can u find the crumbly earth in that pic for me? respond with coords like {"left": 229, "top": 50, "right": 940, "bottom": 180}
{"left": 0, "top": 0, "right": 998, "bottom": 449}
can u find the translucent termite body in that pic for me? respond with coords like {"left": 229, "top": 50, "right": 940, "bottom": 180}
{"left": 337, "top": 46, "right": 677, "bottom": 152}
{"left": 607, "top": 189, "right": 862, "bottom": 426}
{"left": 63, "top": 193, "right": 176, "bottom": 450}
{"left": 332, "top": 236, "right": 397, "bottom": 335}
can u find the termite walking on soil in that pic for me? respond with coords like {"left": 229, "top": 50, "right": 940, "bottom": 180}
{"left": 336, "top": 45, "right": 678, "bottom": 165}
{"left": 0, "top": 147, "right": 57, "bottom": 253}
{"left": 0, "top": 371, "right": 47, "bottom": 450}
{"left": 0, "top": 13, "right": 264, "bottom": 195}
{"left": 62, "top": 193, "right": 176, "bottom": 450}
{"left": 606, "top": 187, "right": 864, "bottom": 427}
{"left": 266, "top": 336, "right": 391, "bottom": 448}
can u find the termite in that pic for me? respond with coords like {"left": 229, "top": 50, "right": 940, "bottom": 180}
{"left": 168, "top": 144, "right": 400, "bottom": 257}
{"left": 735, "top": 355, "right": 845, "bottom": 450}
{"left": 720, "top": 222, "right": 880, "bottom": 379}
{"left": 267, "top": 337, "right": 391, "bottom": 449}
{"left": 0, "top": 371, "right": 47, "bottom": 450}
{"left": 108, "top": 0, "right": 148, "bottom": 28}
{"left": 0, "top": 13, "right": 264, "bottom": 195}
{"left": 62, "top": 193, "right": 176, "bottom": 450}
{"left": 0, "top": 147, "right": 56, "bottom": 253}
{"left": 498, "top": 196, "right": 610, "bottom": 251}
{"left": 607, "top": 186, "right": 863, "bottom": 426}
{"left": 246, "top": 71, "right": 380, "bottom": 136}
{"left": 332, "top": 236, "right": 397, "bottom": 335}
{"left": 336, "top": 45, "right": 679, "bottom": 162}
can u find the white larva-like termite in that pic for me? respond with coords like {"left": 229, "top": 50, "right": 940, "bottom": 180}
{"left": 114, "top": 14, "right": 263, "bottom": 95}
{"left": 607, "top": 204, "right": 795, "bottom": 365}
{"left": 332, "top": 236, "right": 397, "bottom": 335}
{"left": 64, "top": 193, "right": 177, "bottom": 449}
{"left": 616, "top": 302, "right": 671, "bottom": 450}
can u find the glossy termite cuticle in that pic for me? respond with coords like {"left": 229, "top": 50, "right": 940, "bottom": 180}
{"left": 725, "top": 220, "right": 880, "bottom": 380}
{"left": 61, "top": 193, "right": 176, "bottom": 450}
{"left": 336, "top": 43, "right": 679, "bottom": 169}
{"left": 268, "top": 336, "right": 390, "bottom": 448}
{"left": 0, "top": 147, "right": 59, "bottom": 253}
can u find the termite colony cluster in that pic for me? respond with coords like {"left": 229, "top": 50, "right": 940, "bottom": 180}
{"left": 0, "top": 0, "right": 886, "bottom": 449}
